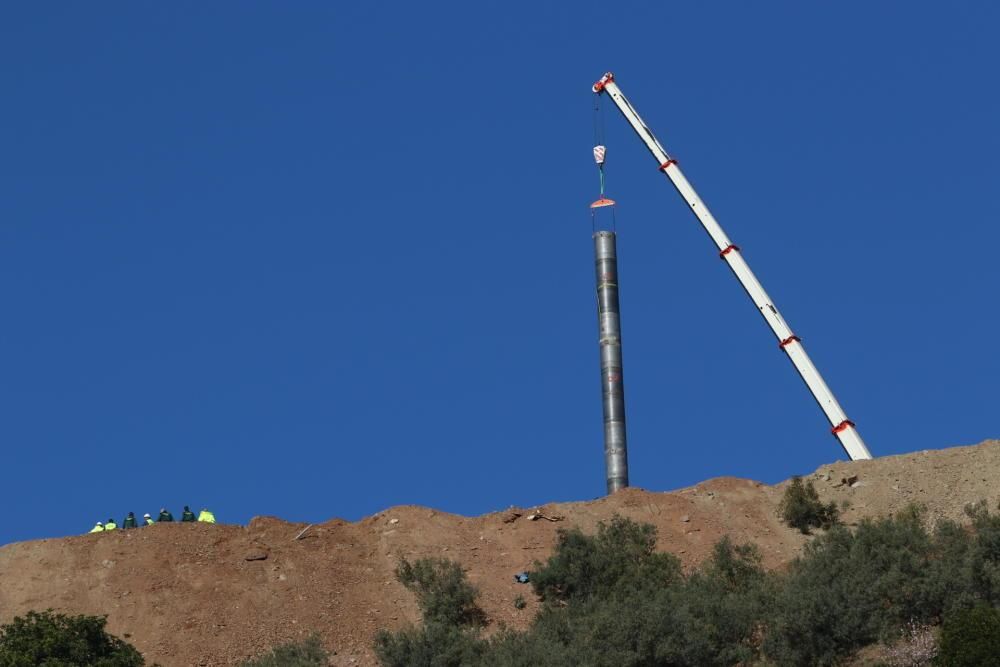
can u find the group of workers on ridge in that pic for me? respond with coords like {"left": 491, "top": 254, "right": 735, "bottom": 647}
{"left": 89, "top": 506, "right": 216, "bottom": 533}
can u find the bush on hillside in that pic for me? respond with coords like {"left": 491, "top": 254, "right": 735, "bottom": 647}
{"left": 529, "top": 514, "right": 681, "bottom": 605}
{"left": 500, "top": 521, "right": 772, "bottom": 667}
{"left": 477, "top": 626, "right": 577, "bottom": 667}
{"left": 661, "top": 537, "right": 776, "bottom": 666}
{"left": 936, "top": 605, "right": 1000, "bottom": 666}
{"left": 0, "top": 609, "right": 144, "bottom": 666}
{"left": 962, "top": 501, "right": 1000, "bottom": 607}
{"left": 374, "top": 622, "right": 484, "bottom": 667}
{"left": 374, "top": 506, "right": 1000, "bottom": 667}
{"left": 394, "top": 557, "right": 486, "bottom": 627}
{"left": 765, "top": 505, "right": 947, "bottom": 665}
{"left": 779, "top": 476, "right": 840, "bottom": 533}
{"left": 373, "top": 557, "right": 489, "bottom": 667}
{"left": 238, "top": 635, "right": 328, "bottom": 667}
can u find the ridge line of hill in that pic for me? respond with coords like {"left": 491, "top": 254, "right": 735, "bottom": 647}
{"left": 2, "top": 439, "right": 997, "bottom": 665}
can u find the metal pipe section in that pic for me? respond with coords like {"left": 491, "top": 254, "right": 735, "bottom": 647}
{"left": 594, "top": 231, "right": 630, "bottom": 493}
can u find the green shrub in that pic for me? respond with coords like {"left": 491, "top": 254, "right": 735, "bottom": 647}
{"left": 962, "top": 501, "right": 1000, "bottom": 606}
{"left": 765, "top": 506, "right": 941, "bottom": 665}
{"left": 936, "top": 605, "right": 1000, "bottom": 666}
{"left": 0, "top": 609, "right": 144, "bottom": 666}
{"left": 493, "top": 587, "right": 673, "bottom": 666}
{"left": 395, "top": 558, "right": 486, "bottom": 627}
{"left": 507, "top": 522, "right": 772, "bottom": 667}
{"left": 374, "top": 623, "right": 484, "bottom": 667}
{"left": 479, "top": 626, "right": 577, "bottom": 667}
{"left": 239, "top": 635, "right": 328, "bottom": 667}
{"left": 529, "top": 514, "right": 681, "bottom": 605}
{"left": 375, "top": 558, "right": 488, "bottom": 666}
{"left": 660, "top": 537, "right": 776, "bottom": 666}
{"left": 779, "top": 476, "right": 840, "bottom": 534}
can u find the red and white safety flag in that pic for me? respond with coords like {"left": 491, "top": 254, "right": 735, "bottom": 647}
{"left": 593, "top": 145, "right": 606, "bottom": 165}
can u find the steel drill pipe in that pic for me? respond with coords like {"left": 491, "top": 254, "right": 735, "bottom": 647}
{"left": 594, "top": 231, "right": 630, "bottom": 493}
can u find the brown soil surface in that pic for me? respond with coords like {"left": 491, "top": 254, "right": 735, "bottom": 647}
{"left": 2, "top": 439, "right": 998, "bottom": 666}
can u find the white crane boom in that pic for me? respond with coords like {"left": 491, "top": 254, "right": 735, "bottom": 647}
{"left": 592, "top": 72, "right": 872, "bottom": 461}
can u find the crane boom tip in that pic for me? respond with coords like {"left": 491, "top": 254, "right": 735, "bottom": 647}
{"left": 592, "top": 72, "right": 615, "bottom": 94}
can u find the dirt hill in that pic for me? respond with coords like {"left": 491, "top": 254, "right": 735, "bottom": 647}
{"left": 2, "top": 439, "right": 998, "bottom": 666}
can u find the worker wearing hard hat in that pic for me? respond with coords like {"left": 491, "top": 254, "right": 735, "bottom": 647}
{"left": 143, "top": 513, "right": 154, "bottom": 526}
{"left": 104, "top": 518, "right": 118, "bottom": 530}
{"left": 89, "top": 521, "right": 104, "bottom": 533}
{"left": 198, "top": 508, "right": 216, "bottom": 524}
{"left": 157, "top": 508, "right": 174, "bottom": 522}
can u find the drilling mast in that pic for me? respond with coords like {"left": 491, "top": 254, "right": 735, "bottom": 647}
{"left": 592, "top": 72, "right": 872, "bottom": 461}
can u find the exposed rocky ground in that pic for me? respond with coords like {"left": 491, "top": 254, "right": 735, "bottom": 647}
{"left": 1, "top": 439, "right": 998, "bottom": 666}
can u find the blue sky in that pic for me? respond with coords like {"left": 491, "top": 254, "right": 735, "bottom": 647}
{"left": 2, "top": 3, "right": 997, "bottom": 545}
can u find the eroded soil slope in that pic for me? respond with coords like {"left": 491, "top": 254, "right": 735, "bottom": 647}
{"left": 1, "top": 440, "right": 998, "bottom": 666}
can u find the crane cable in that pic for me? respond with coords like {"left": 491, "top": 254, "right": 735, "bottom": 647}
{"left": 591, "top": 93, "right": 616, "bottom": 233}
{"left": 593, "top": 94, "right": 607, "bottom": 196}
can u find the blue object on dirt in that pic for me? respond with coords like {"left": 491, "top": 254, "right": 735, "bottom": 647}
{"left": 514, "top": 572, "right": 530, "bottom": 584}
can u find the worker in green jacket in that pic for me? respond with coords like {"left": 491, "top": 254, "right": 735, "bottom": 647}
{"left": 197, "top": 508, "right": 216, "bottom": 524}
{"left": 157, "top": 508, "right": 174, "bottom": 522}
{"left": 181, "top": 506, "right": 197, "bottom": 522}
{"left": 105, "top": 518, "right": 118, "bottom": 530}
{"left": 122, "top": 512, "right": 138, "bottom": 529}
{"left": 143, "top": 513, "right": 154, "bottom": 526}
{"left": 89, "top": 522, "right": 104, "bottom": 533}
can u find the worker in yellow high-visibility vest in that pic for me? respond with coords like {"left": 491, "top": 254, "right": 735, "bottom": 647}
{"left": 104, "top": 518, "right": 118, "bottom": 530}
{"left": 197, "top": 508, "right": 216, "bottom": 524}
{"left": 89, "top": 521, "right": 104, "bottom": 533}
